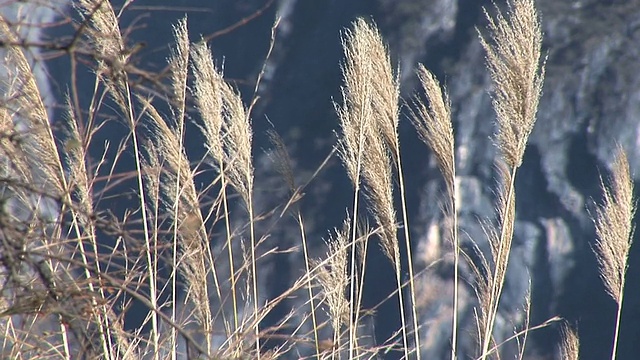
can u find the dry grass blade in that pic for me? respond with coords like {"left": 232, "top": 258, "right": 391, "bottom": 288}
{"left": 365, "top": 22, "right": 400, "bottom": 158}
{"left": 359, "top": 120, "right": 407, "bottom": 356}
{"left": 63, "top": 96, "right": 130, "bottom": 358}
{"left": 478, "top": 159, "right": 517, "bottom": 359}
{"left": 222, "top": 88, "right": 254, "bottom": 206}
{"left": 478, "top": 0, "right": 545, "bottom": 168}
{"left": 476, "top": 1, "right": 545, "bottom": 358}
{"left": 336, "top": 19, "right": 374, "bottom": 186}
{"left": 0, "top": 15, "right": 80, "bottom": 358}
{"left": 592, "top": 148, "right": 635, "bottom": 303}
{"left": 267, "top": 130, "right": 296, "bottom": 193}
{"left": 0, "top": 106, "right": 31, "bottom": 187}
{"left": 355, "top": 20, "right": 423, "bottom": 358}
{"left": 336, "top": 18, "right": 375, "bottom": 359}
{"left": 412, "top": 63, "right": 456, "bottom": 359}
{"left": 337, "top": 18, "right": 415, "bottom": 358}
{"left": 192, "top": 41, "right": 253, "bottom": 204}
{"left": 339, "top": 18, "right": 428, "bottom": 358}
{"left": 64, "top": 97, "right": 93, "bottom": 226}
{"left": 362, "top": 127, "right": 397, "bottom": 263}
{"left": 348, "top": 19, "right": 399, "bottom": 267}
{"left": 472, "top": 219, "right": 500, "bottom": 354}
{"left": 591, "top": 147, "right": 635, "bottom": 360}
{"left": 211, "top": 60, "right": 259, "bottom": 357}
{"left": 191, "top": 38, "right": 257, "bottom": 347}
{"left": 164, "top": 17, "right": 192, "bottom": 356}
{"left": 517, "top": 280, "right": 532, "bottom": 360}
{"left": 267, "top": 129, "right": 322, "bottom": 357}
{"left": 76, "top": 0, "right": 125, "bottom": 63}
{"left": 191, "top": 38, "right": 258, "bottom": 356}
{"left": 191, "top": 39, "right": 238, "bottom": 337}
{"left": 494, "top": 160, "right": 516, "bottom": 263}
{"left": 76, "top": 7, "right": 157, "bottom": 357}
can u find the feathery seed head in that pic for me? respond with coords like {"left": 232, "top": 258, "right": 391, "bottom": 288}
{"left": 560, "top": 323, "right": 580, "bottom": 360}
{"left": 592, "top": 147, "right": 635, "bottom": 303}
{"left": 169, "top": 17, "right": 190, "bottom": 122}
{"left": 362, "top": 125, "right": 398, "bottom": 263}
{"left": 337, "top": 18, "right": 400, "bottom": 263}
{"left": 411, "top": 64, "right": 455, "bottom": 196}
{"left": 191, "top": 41, "right": 254, "bottom": 205}
{"left": 0, "top": 17, "right": 65, "bottom": 198}
{"left": 192, "top": 42, "right": 225, "bottom": 164}
{"left": 479, "top": 0, "right": 545, "bottom": 168}
{"left": 140, "top": 97, "right": 212, "bottom": 330}
{"left": 314, "top": 220, "right": 351, "bottom": 334}
{"left": 77, "top": 0, "right": 129, "bottom": 103}
{"left": 336, "top": 19, "right": 375, "bottom": 185}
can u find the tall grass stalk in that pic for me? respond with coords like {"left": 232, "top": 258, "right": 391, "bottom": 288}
{"left": 395, "top": 142, "right": 421, "bottom": 359}
{"left": 411, "top": 64, "right": 456, "bottom": 359}
{"left": 312, "top": 220, "right": 351, "bottom": 358}
{"left": 268, "top": 129, "right": 321, "bottom": 359}
{"left": 190, "top": 40, "right": 240, "bottom": 340}
{"left": 77, "top": 1, "right": 159, "bottom": 357}
{"left": 336, "top": 20, "right": 374, "bottom": 358}
{"left": 591, "top": 148, "right": 635, "bottom": 360}
{"left": 338, "top": 18, "right": 421, "bottom": 358}
{"left": 191, "top": 37, "right": 258, "bottom": 355}
{"left": 349, "top": 19, "right": 413, "bottom": 359}
{"left": 161, "top": 16, "right": 191, "bottom": 357}
{"left": 64, "top": 95, "right": 116, "bottom": 359}
{"left": 476, "top": 0, "right": 545, "bottom": 357}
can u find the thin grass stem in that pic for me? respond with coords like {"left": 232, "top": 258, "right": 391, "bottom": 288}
{"left": 480, "top": 167, "right": 517, "bottom": 360}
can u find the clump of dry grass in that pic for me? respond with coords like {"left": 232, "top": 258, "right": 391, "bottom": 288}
{"left": 0, "top": 10, "right": 121, "bottom": 358}
{"left": 191, "top": 36, "right": 260, "bottom": 357}
{"left": 1, "top": 0, "right": 638, "bottom": 359}
{"left": 141, "top": 97, "right": 215, "bottom": 353}
{"left": 336, "top": 18, "right": 419, "bottom": 359}
{"left": 411, "top": 1, "right": 546, "bottom": 358}
{"left": 591, "top": 147, "right": 635, "bottom": 360}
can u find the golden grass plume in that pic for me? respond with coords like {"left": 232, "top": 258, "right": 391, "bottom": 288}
{"left": 478, "top": 0, "right": 545, "bottom": 168}
{"left": 592, "top": 148, "right": 635, "bottom": 303}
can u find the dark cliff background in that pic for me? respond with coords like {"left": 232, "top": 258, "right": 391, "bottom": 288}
{"left": 29, "top": 0, "right": 640, "bottom": 358}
